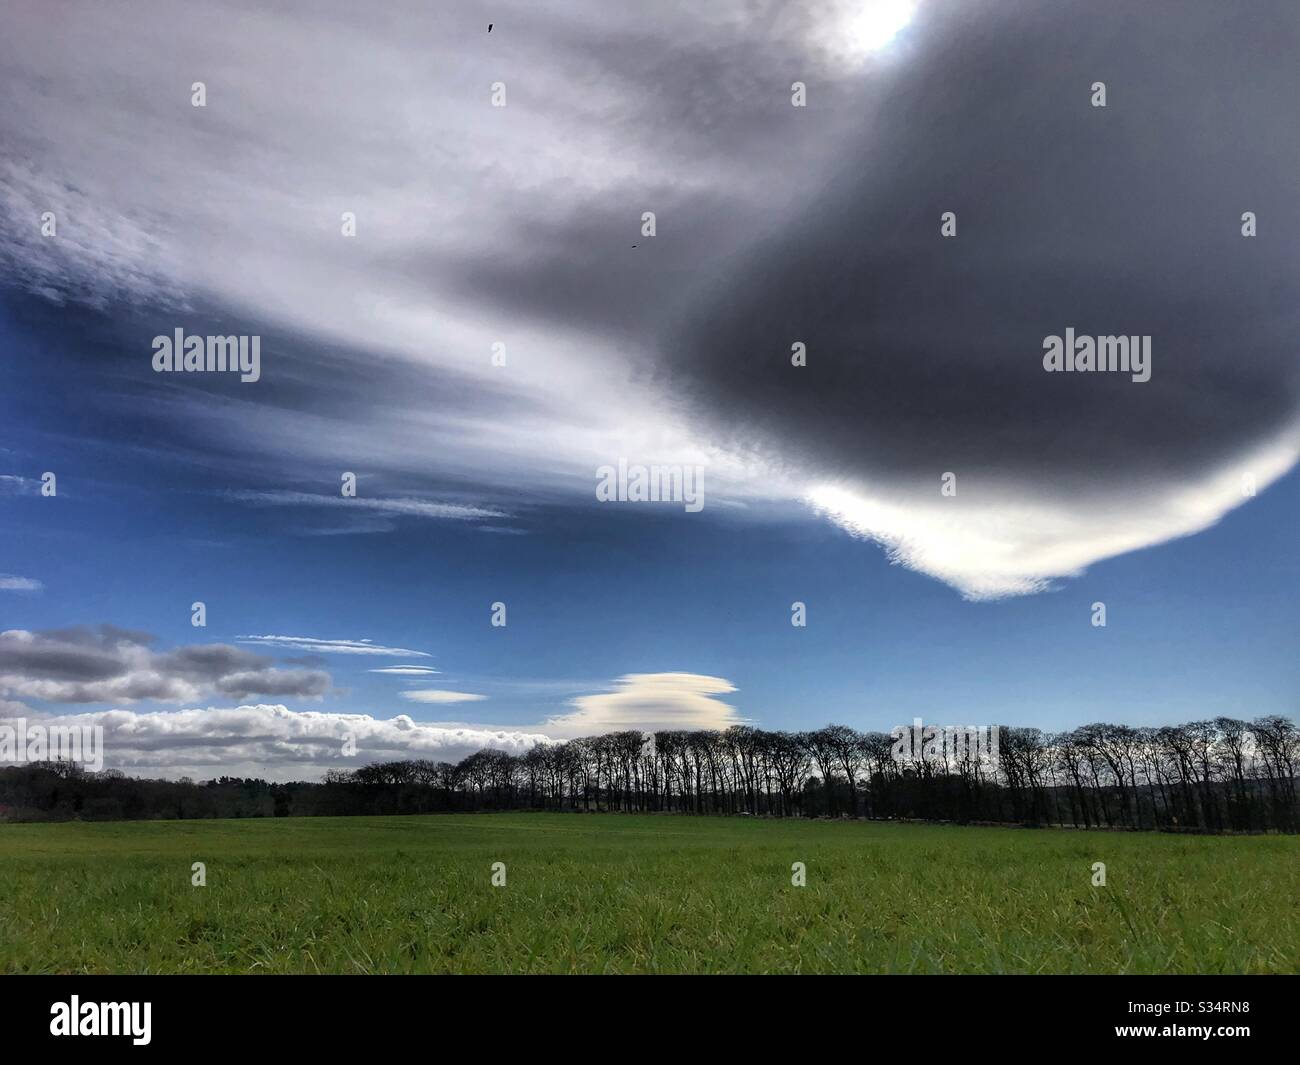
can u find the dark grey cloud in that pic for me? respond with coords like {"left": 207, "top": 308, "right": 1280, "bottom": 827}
{"left": 215, "top": 670, "right": 330, "bottom": 699}
{"left": 156, "top": 643, "right": 267, "bottom": 678}
{"left": 662, "top": 0, "right": 1300, "bottom": 492}
{"left": 0, "top": 626, "right": 331, "bottom": 704}
{"left": 0, "top": 624, "right": 153, "bottom": 682}
{"left": 644, "top": 0, "right": 1300, "bottom": 595}
{"left": 42, "top": 624, "right": 157, "bottom": 649}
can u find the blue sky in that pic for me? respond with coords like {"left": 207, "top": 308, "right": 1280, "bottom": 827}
{"left": 1, "top": 0, "right": 1297, "bottom": 779}
{"left": 4, "top": 286, "right": 1296, "bottom": 742}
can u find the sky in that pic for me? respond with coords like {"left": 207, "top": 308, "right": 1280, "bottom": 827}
{"left": 1, "top": 0, "right": 1297, "bottom": 780}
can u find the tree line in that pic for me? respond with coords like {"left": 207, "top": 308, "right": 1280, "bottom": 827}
{"left": 1, "top": 715, "right": 1295, "bottom": 832}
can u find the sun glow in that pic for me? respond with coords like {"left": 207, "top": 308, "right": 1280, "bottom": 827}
{"left": 843, "top": 1, "right": 916, "bottom": 56}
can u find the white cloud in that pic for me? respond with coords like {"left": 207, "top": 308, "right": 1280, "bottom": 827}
{"left": 399, "top": 690, "right": 487, "bottom": 704}
{"left": 0, "top": 574, "right": 42, "bottom": 592}
{"left": 0, "top": 704, "right": 548, "bottom": 782}
{"left": 0, "top": 0, "right": 822, "bottom": 520}
{"left": 0, "top": 671, "right": 748, "bottom": 779}
{"left": 369, "top": 666, "right": 441, "bottom": 675}
{"left": 808, "top": 428, "right": 1300, "bottom": 600}
{"left": 228, "top": 490, "right": 506, "bottom": 523}
{"left": 543, "top": 672, "right": 743, "bottom": 738}
{"left": 235, "top": 635, "right": 430, "bottom": 657}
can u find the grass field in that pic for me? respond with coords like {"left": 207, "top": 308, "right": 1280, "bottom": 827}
{"left": 1, "top": 813, "right": 1296, "bottom": 974}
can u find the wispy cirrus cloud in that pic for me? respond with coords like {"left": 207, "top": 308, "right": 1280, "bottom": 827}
{"left": 369, "top": 666, "right": 441, "bottom": 676}
{"left": 227, "top": 490, "right": 507, "bottom": 523}
{"left": 236, "top": 635, "right": 431, "bottom": 657}
{"left": 0, "top": 475, "right": 35, "bottom": 494}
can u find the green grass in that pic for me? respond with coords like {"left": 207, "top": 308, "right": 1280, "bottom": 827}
{"left": 0, "top": 813, "right": 1295, "bottom": 974}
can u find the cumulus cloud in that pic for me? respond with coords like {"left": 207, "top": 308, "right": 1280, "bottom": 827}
{"left": 0, "top": 574, "right": 42, "bottom": 592}
{"left": 1, "top": 0, "right": 1296, "bottom": 598}
{"left": 0, "top": 671, "right": 748, "bottom": 778}
{"left": 0, "top": 626, "right": 330, "bottom": 705}
{"left": 0, "top": 704, "right": 549, "bottom": 782}
{"left": 543, "top": 673, "right": 743, "bottom": 739}
{"left": 0, "top": 667, "right": 753, "bottom": 775}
